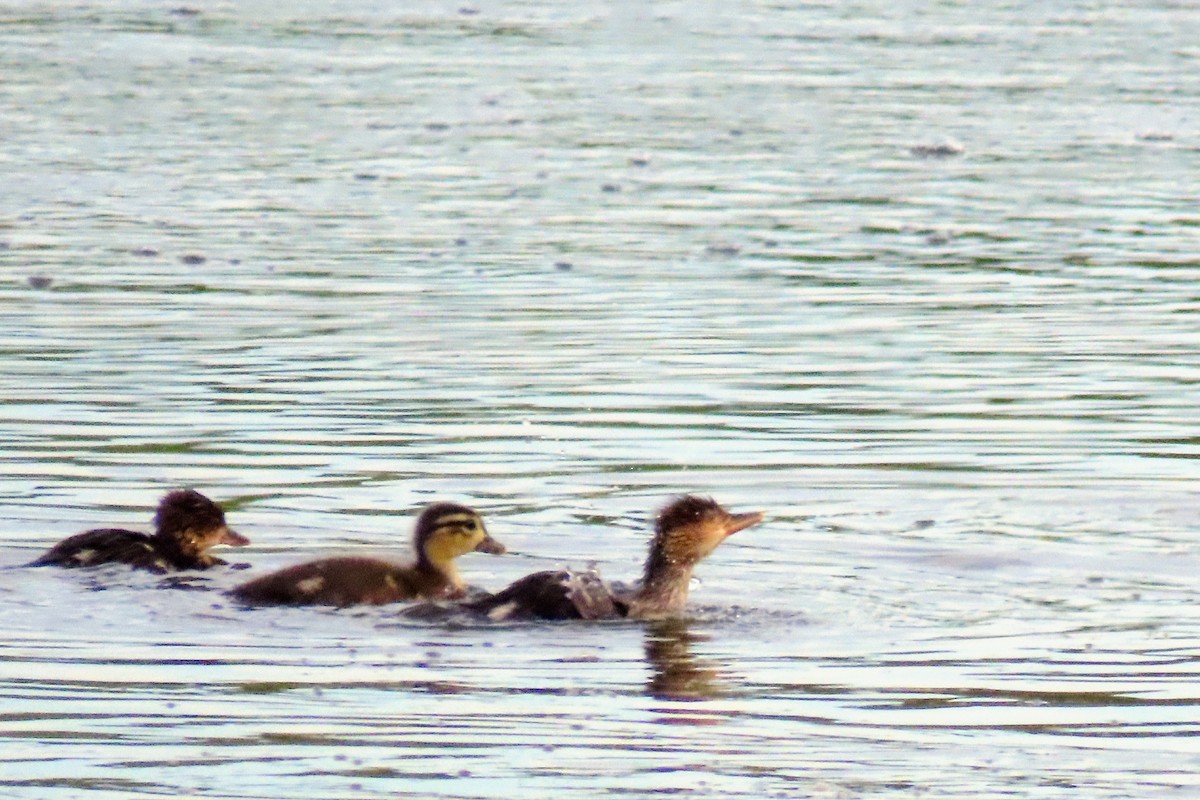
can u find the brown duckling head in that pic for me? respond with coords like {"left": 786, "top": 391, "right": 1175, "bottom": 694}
{"left": 630, "top": 496, "right": 763, "bottom": 618}
{"left": 153, "top": 489, "right": 250, "bottom": 557}
{"left": 413, "top": 502, "right": 505, "bottom": 574}
{"left": 643, "top": 495, "right": 763, "bottom": 578}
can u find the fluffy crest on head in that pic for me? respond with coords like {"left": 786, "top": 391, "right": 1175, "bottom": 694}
{"left": 413, "top": 502, "right": 479, "bottom": 537}
{"left": 155, "top": 489, "right": 226, "bottom": 536}
{"left": 655, "top": 495, "right": 721, "bottom": 535}
{"left": 640, "top": 495, "right": 724, "bottom": 582}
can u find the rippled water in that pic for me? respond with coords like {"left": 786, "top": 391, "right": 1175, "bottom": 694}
{"left": 2, "top": 1, "right": 1199, "bottom": 797}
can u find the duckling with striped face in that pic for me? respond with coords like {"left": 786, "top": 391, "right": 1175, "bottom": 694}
{"left": 28, "top": 489, "right": 249, "bottom": 573}
{"left": 466, "top": 496, "right": 763, "bottom": 621}
{"left": 229, "top": 503, "right": 504, "bottom": 607}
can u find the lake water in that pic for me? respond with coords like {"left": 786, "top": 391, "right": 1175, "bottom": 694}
{"left": 2, "top": 1, "right": 1199, "bottom": 797}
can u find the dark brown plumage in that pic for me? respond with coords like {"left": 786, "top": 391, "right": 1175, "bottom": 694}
{"left": 465, "top": 567, "right": 620, "bottom": 620}
{"left": 229, "top": 502, "right": 504, "bottom": 607}
{"left": 28, "top": 489, "right": 248, "bottom": 573}
{"left": 464, "top": 495, "right": 763, "bottom": 621}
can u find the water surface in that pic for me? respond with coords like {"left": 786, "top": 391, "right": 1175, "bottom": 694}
{"left": 2, "top": 1, "right": 1199, "bottom": 797}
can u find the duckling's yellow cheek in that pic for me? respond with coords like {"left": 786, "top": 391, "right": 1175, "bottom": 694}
{"left": 424, "top": 534, "right": 470, "bottom": 566}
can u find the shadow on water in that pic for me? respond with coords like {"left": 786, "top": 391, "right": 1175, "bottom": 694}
{"left": 643, "top": 618, "right": 731, "bottom": 703}
{"left": 398, "top": 601, "right": 742, "bottom": 705}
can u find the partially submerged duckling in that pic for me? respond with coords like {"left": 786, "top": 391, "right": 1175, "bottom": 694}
{"left": 465, "top": 495, "right": 762, "bottom": 621}
{"left": 28, "top": 489, "right": 249, "bottom": 573}
{"left": 229, "top": 502, "right": 504, "bottom": 607}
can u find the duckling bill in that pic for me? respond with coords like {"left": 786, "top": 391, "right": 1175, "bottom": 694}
{"left": 28, "top": 489, "right": 248, "bottom": 573}
{"left": 229, "top": 502, "right": 503, "bottom": 607}
{"left": 465, "top": 495, "right": 762, "bottom": 621}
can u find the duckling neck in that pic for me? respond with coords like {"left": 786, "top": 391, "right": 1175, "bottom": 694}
{"left": 415, "top": 550, "right": 464, "bottom": 594}
{"left": 151, "top": 530, "right": 191, "bottom": 561}
{"left": 628, "top": 562, "right": 694, "bottom": 619}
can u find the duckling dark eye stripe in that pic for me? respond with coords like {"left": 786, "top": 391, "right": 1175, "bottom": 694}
{"left": 431, "top": 514, "right": 478, "bottom": 531}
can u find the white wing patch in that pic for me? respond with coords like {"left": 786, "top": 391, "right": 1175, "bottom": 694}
{"left": 72, "top": 549, "right": 96, "bottom": 565}
{"left": 486, "top": 601, "right": 518, "bottom": 622}
{"left": 296, "top": 576, "right": 325, "bottom": 596}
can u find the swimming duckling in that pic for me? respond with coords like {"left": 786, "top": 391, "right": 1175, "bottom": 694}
{"left": 465, "top": 495, "right": 763, "bottom": 621}
{"left": 28, "top": 489, "right": 249, "bottom": 573}
{"left": 229, "top": 502, "right": 504, "bottom": 607}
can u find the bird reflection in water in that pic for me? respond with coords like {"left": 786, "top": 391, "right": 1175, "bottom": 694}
{"left": 644, "top": 618, "right": 733, "bottom": 705}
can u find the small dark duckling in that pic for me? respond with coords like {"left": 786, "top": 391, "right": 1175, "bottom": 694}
{"left": 28, "top": 489, "right": 249, "bottom": 573}
{"left": 229, "top": 502, "right": 504, "bottom": 607}
{"left": 465, "top": 495, "right": 763, "bottom": 621}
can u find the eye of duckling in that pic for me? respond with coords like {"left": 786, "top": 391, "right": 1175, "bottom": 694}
{"left": 433, "top": 516, "right": 481, "bottom": 537}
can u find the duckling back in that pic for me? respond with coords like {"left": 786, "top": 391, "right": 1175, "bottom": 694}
{"left": 27, "top": 489, "right": 246, "bottom": 574}
{"left": 30, "top": 528, "right": 175, "bottom": 573}
{"left": 465, "top": 568, "right": 623, "bottom": 621}
{"left": 229, "top": 556, "right": 441, "bottom": 607}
